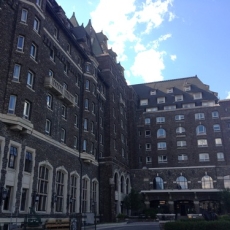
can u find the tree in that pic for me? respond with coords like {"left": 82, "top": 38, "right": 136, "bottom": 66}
{"left": 219, "top": 188, "right": 230, "bottom": 213}
{"left": 123, "top": 189, "right": 144, "bottom": 215}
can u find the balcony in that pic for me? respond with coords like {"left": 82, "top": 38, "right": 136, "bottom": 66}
{"left": 44, "top": 76, "right": 75, "bottom": 106}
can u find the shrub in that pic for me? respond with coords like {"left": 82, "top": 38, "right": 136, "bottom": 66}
{"left": 164, "top": 220, "right": 230, "bottom": 230}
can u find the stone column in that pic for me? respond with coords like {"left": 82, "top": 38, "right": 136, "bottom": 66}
{"left": 194, "top": 201, "right": 200, "bottom": 214}
{"left": 168, "top": 201, "right": 174, "bottom": 213}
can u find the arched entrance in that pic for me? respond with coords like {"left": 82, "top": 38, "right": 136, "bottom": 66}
{"left": 174, "top": 200, "right": 194, "bottom": 216}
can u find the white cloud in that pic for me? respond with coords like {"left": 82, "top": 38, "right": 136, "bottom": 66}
{"left": 169, "top": 12, "right": 175, "bottom": 21}
{"left": 90, "top": 0, "right": 174, "bottom": 61}
{"left": 131, "top": 49, "right": 165, "bottom": 82}
{"left": 170, "top": 54, "right": 177, "bottom": 61}
{"left": 226, "top": 91, "right": 230, "bottom": 99}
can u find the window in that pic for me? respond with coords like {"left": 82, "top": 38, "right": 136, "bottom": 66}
{"left": 61, "top": 128, "right": 66, "bottom": 142}
{"left": 21, "top": 9, "right": 28, "bottom": 23}
{"left": 82, "top": 178, "right": 88, "bottom": 212}
{"left": 121, "top": 134, "right": 124, "bottom": 143}
{"left": 70, "top": 175, "right": 78, "bottom": 213}
{"left": 64, "top": 64, "right": 67, "bottom": 74}
{"left": 56, "top": 171, "right": 65, "bottom": 212}
{"left": 8, "top": 146, "right": 17, "bottom": 168}
{"left": 212, "top": 111, "right": 219, "bottom": 118}
{"left": 202, "top": 101, "right": 215, "bottom": 107}
{"left": 145, "top": 143, "right": 151, "bottom": 151}
{"left": 23, "top": 101, "right": 31, "bottom": 119}
{"left": 197, "top": 139, "right": 208, "bottom": 147}
{"left": 90, "top": 122, "right": 94, "bottom": 134}
{"left": 122, "top": 148, "right": 125, "bottom": 158}
{"left": 49, "top": 69, "right": 53, "bottom": 77}
{"left": 47, "top": 94, "right": 52, "bottom": 109}
{"left": 157, "top": 142, "right": 166, "bottom": 150}
{"left": 177, "top": 141, "right": 187, "bottom": 147}
{"left": 201, "top": 175, "right": 213, "bottom": 189}
{"left": 67, "top": 43, "right": 71, "bottom": 54}
{"left": 145, "top": 118, "right": 150, "bottom": 125}
{"left": 193, "top": 92, "right": 202, "bottom": 99}
{"left": 213, "top": 124, "right": 220, "bottom": 132}
{"left": 45, "top": 119, "right": 51, "bottom": 135}
{"left": 175, "top": 115, "right": 184, "bottom": 121}
{"left": 175, "top": 95, "right": 183, "bottom": 101}
{"left": 178, "top": 154, "right": 188, "bottom": 161}
{"left": 90, "top": 142, "right": 94, "bottom": 154}
{"left": 54, "top": 26, "right": 59, "bottom": 40}
{"left": 215, "top": 138, "right": 222, "bottom": 146}
{"left": 36, "top": 0, "right": 42, "bottom": 7}
{"left": 150, "top": 90, "right": 156, "bottom": 95}
{"left": 195, "top": 113, "right": 205, "bottom": 120}
{"left": 153, "top": 177, "right": 164, "bottom": 190}
{"left": 224, "top": 176, "right": 230, "bottom": 189}
{"left": 75, "top": 94, "right": 79, "bottom": 106}
{"left": 100, "top": 134, "right": 103, "bottom": 144}
{"left": 196, "top": 125, "right": 206, "bottom": 135}
{"left": 83, "top": 119, "right": 88, "bottom": 131}
{"left": 83, "top": 140, "right": 87, "bottom": 151}
{"left": 146, "top": 156, "right": 152, "bottom": 163}
{"left": 100, "top": 117, "right": 103, "bottom": 128}
{"left": 13, "top": 64, "right": 21, "bottom": 81}
{"left": 184, "top": 85, "right": 191, "bottom": 91}
{"left": 3, "top": 186, "right": 12, "bottom": 211}
{"left": 92, "top": 102, "right": 95, "bottom": 114}
{"left": 146, "top": 107, "right": 158, "bottom": 112}
{"left": 183, "top": 103, "right": 195, "bottom": 108}
{"left": 24, "top": 151, "right": 32, "bottom": 172}
{"left": 164, "top": 105, "right": 176, "bottom": 110}
{"left": 73, "top": 136, "right": 78, "bottom": 149}
{"left": 85, "top": 80, "right": 90, "bottom": 90}
{"left": 61, "top": 105, "right": 67, "bottom": 119}
{"left": 37, "top": 166, "right": 49, "bottom": 211}
{"left": 157, "top": 97, "right": 165, "bottom": 104}
{"left": 85, "top": 99, "right": 89, "bottom": 110}
{"left": 27, "top": 71, "right": 34, "bottom": 88}
{"left": 8, "top": 95, "right": 17, "bottom": 114}
{"left": 158, "top": 155, "right": 167, "bottom": 163}
{"left": 30, "top": 43, "right": 37, "bottom": 59}
{"left": 17, "top": 35, "right": 24, "bottom": 51}
{"left": 50, "top": 48, "right": 54, "bottom": 61}
{"left": 217, "top": 152, "right": 224, "bottom": 161}
{"left": 156, "top": 117, "right": 165, "bottom": 123}
{"left": 167, "top": 88, "right": 173, "bottom": 93}
{"left": 199, "top": 153, "right": 209, "bottom": 162}
{"left": 145, "top": 130, "right": 151, "bottom": 137}
{"left": 139, "top": 157, "right": 142, "bottom": 163}
{"left": 33, "top": 17, "right": 40, "bottom": 32}
{"left": 140, "top": 99, "right": 148, "bottom": 106}
{"left": 157, "top": 128, "right": 166, "bottom": 138}
{"left": 176, "top": 176, "right": 188, "bottom": 189}
{"left": 176, "top": 127, "right": 185, "bottom": 134}
{"left": 113, "top": 124, "right": 116, "bottom": 133}
{"left": 20, "top": 188, "right": 28, "bottom": 211}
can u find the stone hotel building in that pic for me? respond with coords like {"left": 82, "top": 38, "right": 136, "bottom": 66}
{"left": 0, "top": 0, "right": 229, "bottom": 227}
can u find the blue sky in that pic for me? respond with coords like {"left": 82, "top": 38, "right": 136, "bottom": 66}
{"left": 56, "top": 0, "right": 230, "bottom": 99}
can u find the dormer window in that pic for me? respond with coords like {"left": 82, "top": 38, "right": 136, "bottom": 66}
{"left": 175, "top": 95, "right": 183, "bottom": 101}
{"left": 167, "top": 88, "right": 173, "bottom": 93}
{"left": 193, "top": 92, "right": 202, "bottom": 100}
{"left": 184, "top": 86, "right": 191, "bottom": 91}
{"left": 157, "top": 97, "right": 165, "bottom": 104}
{"left": 150, "top": 90, "right": 156, "bottom": 95}
{"left": 140, "top": 99, "right": 148, "bottom": 106}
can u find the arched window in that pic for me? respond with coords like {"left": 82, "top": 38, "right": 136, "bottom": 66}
{"left": 120, "top": 176, "right": 124, "bottom": 193}
{"left": 56, "top": 170, "right": 65, "bottom": 212}
{"left": 126, "top": 178, "right": 129, "bottom": 194}
{"left": 82, "top": 176, "right": 90, "bottom": 212}
{"left": 224, "top": 175, "right": 230, "bottom": 189}
{"left": 70, "top": 174, "right": 79, "bottom": 213}
{"left": 201, "top": 175, "right": 213, "bottom": 189}
{"left": 176, "top": 176, "right": 188, "bottom": 189}
{"left": 114, "top": 173, "right": 118, "bottom": 191}
{"left": 176, "top": 127, "right": 185, "bottom": 134}
{"left": 157, "top": 128, "right": 166, "bottom": 138}
{"left": 153, "top": 177, "right": 164, "bottom": 190}
{"left": 196, "top": 125, "right": 206, "bottom": 135}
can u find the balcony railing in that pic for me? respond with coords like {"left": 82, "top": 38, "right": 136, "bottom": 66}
{"left": 44, "top": 76, "right": 75, "bottom": 106}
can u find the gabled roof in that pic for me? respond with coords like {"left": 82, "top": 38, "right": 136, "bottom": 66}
{"left": 69, "top": 12, "right": 79, "bottom": 27}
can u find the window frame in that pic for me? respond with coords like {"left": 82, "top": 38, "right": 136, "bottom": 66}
{"left": 45, "top": 119, "right": 51, "bottom": 135}
{"left": 199, "top": 153, "right": 210, "bottom": 162}
{"left": 21, "top": 9, "right": 28, "bottom": 23}
{"left": 23, "top": 100, "right": 31, "bottom": 120}
{"left": 60, "top": 128, "right": 66, "bottom": 143}
{"left": 175, "top": 115, "right": 184, "bottom": 121}
{"left": 17, "top": 35, "right": 25, "bottom": 52}
{"left": 33, "top": 17, "right": 40, "bottom": 33}
{"left": 30, "top": 43, "right": 37, "bottom": 59}
{"left": 156, "top": 117, "right": 165, "bottom": 123}
{"left": 157, "top": 97, "right": 165, "bottom": 104}
{"left": 157, "top": 142, "right": 166, "bottom": 150}
{"left": 8, "top": 95, "right": 17, "bottom": 114}
{"left": 27, "top": 71, "right": 34, "bottom": 88}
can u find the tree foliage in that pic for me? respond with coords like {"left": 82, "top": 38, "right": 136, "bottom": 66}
{"left": 219, "top": 188, "right": 230, "bottom": 213}
{"left": 123, "top": 189, "right": 144, "bottom": 214}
